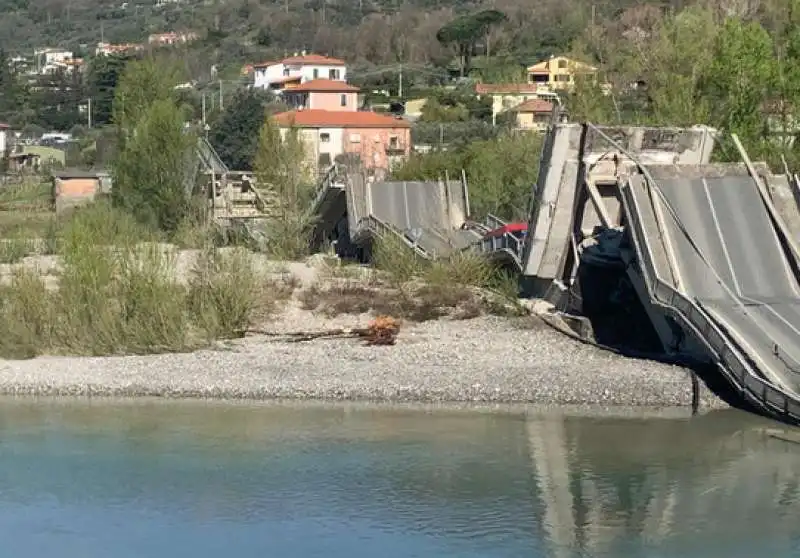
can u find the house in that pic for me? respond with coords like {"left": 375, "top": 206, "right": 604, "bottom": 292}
{"left": 526, "top": 56, "right": 597, "bottom": 91}
{"left": 148, "top": 32, "right": 198, "bottom": 46}
{"left": 511, "top": 99, "right": 561, "bottom": 131}
{"left": 33, "top": 48, "right": 75, "bottom": 74}
{"left": 282, "top": 79, "right": 360, "bottom": 111}
{"left": 272, "top": 110, "right": 411, "bottom": 177}
{"left": 475, "top": 83, "right": 562, "bottom": 125}
{"left": 8, "top": 145, "right": 66, "bottom": 173}
{"left": 253, "top": 52, "right": 347, "bottom": 93}
{"left": 95, "top": 42, "right": 144, "bottom": 56}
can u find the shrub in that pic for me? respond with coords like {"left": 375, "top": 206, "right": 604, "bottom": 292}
{"left": 372, "top": 234, "right": 424, "bottom": 286}
{"left": 187, "top": 246, "right": 258, "bottom": 340}
{"left": 116, "top": 244, "right": 188, "bottom": 352}
{"left": 0, "top": 269, "right": 53, "bottom": 358}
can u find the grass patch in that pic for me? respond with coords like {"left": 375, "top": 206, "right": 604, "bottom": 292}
{"left": 367, "top": 234, "right": 525, "bottom": 319}
{"left": 0, "top": 235, "right": 35, "bottom": 264}
{"left": 298, "top": 280, "right": 489, "bottom": 322}
{"left": 0, "top": 203, "right": 292, "bottom": 359}
{"left": 372, "top": 234, "right": 423, "bottom": 287}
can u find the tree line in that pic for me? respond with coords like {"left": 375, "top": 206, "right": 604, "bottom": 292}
{"left": 565, "top": 2, "right": 800, "bottom": 168}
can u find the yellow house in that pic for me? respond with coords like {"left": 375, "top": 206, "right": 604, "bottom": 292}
{"left": 526, "top": 56, "right": 597, "bottom": 91}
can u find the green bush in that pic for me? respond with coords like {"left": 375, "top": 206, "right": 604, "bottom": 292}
{"left": 392, "top": 131, "right": 542, "bottom": 221}
{"left": 187, "top": 246, "right": 258, "bottom": 340}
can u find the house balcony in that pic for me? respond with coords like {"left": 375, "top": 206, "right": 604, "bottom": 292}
{"left": 384, "top": 142, "right": 408, "bottom": 155}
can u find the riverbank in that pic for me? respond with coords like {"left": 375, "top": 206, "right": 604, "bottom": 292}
{"left": 0, "top": 315, "right": 726, "bottom": 409}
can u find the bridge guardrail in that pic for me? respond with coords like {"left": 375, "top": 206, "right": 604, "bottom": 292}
{"left": 352, "top": 214, "right": 433, "bottom": 260}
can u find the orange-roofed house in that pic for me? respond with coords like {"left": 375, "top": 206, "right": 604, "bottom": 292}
{"left": 272, "top": 110, "right": 411, "bottom": 176}
{"left": 512, "top": 98, "right": 559, "bottom": 131}
{"left": 253, "top": 51, "right": 347, "bottom": 93}
{"left": 474, "top": 83, "right": 562, "bottom": 125}
{"left": 282, "top": 79, "right": 360, "bottom": 112}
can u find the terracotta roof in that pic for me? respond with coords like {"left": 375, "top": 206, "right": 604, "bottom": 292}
{"left": 0, "top": 123, "right": 9, "bottom": 129}
{"left": 252, "top": 60, "right": 278, "bottom": 69}
{"left": 281, "top": 54, "right": 346, "bottom": 66}
{"left": 513, "top": 99, "right": 555, "bottom": 113}
{"left": 475, "top": 83, "right": 539, "bottom": 95}
{"left": 272, "top": 110, "right": 410, "bottom": 128}
{"left": 291, "top": 79, "right": 359, "bottom": 92}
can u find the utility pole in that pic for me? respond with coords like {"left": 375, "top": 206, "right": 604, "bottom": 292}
{"left": 201, "top": 94, "right": 206, "bottom": 126}
{"left": 87, "top": 98, "right": 92, "bottom": 128}
{"left": 219, "top": 80, "right": 224, "bottom": 111}
{"left": 398, "top": 64, "right": 403, "bottom": 99}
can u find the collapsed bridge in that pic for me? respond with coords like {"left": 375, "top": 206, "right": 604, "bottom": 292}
{"left": 498, "top": 123, "right": 800, "bottom": 425}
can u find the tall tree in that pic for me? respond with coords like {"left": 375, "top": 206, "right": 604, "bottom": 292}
{"left": 701, "top": 18, "right": 776, "bottom": 148}
{"left": 111, "top": 58, "right": 193, "bottom": 233}
{"left": 253, "top": 116, "right": 314, "bottom": 259}
{"left": 112, "top": 56, "right": 183, "bottom": 145}
{"left": 0, "top": 48, "right": 28, "bottom": 125}
{"left": 436, "top": 10, "right": 507, "bottom": 77}
{"left": 87, "top": 54, "right": 131, "bottom": 127}
{"left": 112, "top": 98, "right": 194, "bottom": 233}
{"left": 210, "top": 88, "right": 285, "bottom": 171}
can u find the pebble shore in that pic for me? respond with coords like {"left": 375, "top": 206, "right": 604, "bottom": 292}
{"left": 0, "top": 316, "right": 726, "bottom": 409}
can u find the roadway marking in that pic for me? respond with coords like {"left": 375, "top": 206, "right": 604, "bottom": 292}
{"left": 701, "top": 177, "right": 742, "bottom": 297}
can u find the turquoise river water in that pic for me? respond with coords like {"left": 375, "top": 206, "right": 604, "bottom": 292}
{"left": 0, "top": 398, "right": 798, "bottom": 558}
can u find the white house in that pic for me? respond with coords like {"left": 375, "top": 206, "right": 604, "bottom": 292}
{"left": 253, "top": 52, "right": 347, "bottom": 93}
{"left": 34, "top": 48, "right": 73, "bottom": 74}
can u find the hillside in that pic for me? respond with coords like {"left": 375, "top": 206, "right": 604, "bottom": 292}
{"left": 0, "top": 0, "right": 613, "bottom": 74}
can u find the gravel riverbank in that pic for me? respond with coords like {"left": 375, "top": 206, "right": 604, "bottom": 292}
{"left": 0, "top": 316, "right": 726, "bottom": 409}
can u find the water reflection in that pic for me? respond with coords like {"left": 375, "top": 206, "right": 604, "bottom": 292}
{"left": 0, "top": 398, "right": 797, "bottom": 558}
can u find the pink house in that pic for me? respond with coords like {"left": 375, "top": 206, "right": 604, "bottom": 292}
{"left": 282, "top": 79, "right": 360, "bottom": 111}
{"left": 272, "top": 110, "right": 412, "bottom": 174}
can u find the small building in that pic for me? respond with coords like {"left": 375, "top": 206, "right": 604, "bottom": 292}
{"left": 253, "top": 53, "right": 347, "bottom": 93}
{"left": 95, "top": 42, "right": 144, "bottom": 56}
{"left": 475, "top": 83, "right": 561, "bottom": 125}
{"left": 148, "top": 32, "right": 198, "bottom": 47}
{"left": 282, "top": 79, "right": 360, "bottom": 111}
{"left": 34, "top": 48, "right": 74, "bottom": 74}
{"left": 526, "top": 56, "right": 598, "bottom": 92}
{"left": 512, "top": 99, "right": 558, "bottom": 131}
{"left": 8, "top": 145, "right": 66, "bottom": 173}
{"left": 52, "top": 170, "right": 112, "bottom": 214}
{"left": 272, "top": 110, "right": 411, "bottom": 177}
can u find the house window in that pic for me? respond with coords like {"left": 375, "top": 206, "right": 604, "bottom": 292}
{"left": 388, "top": 136, "right": 399, "bottom": 149}
{"left": 558, "top": 59, "right": 567, "bottom": 69}
{"left": 340, "top": 94, "right": 347, "bottom": 107}
{"left": 313, "top": 68, "right": 319, "bottom": 79}
{"left": 283, "top": 67, "right": 290, "bottom": 76}
{"left": 329, "top": 69, "right": 339, "bottom": 80}
{"left": 531, "top": 74, "right": 548, "bottom": 83}
{"left": 349, "top": 133, "right": 361, "bottom": 143}
{"left": 555, "top": 74, "right": 570, "bottom": 82}
{"left": 318, "top": 153, "right": 332, "bottom": 166}
{"left": 320, "top": 132, "right": 330, "bottom": 143}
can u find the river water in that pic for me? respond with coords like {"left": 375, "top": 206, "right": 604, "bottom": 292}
{"left": 0, "top": 398, "right": 798, "bottom": 558}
